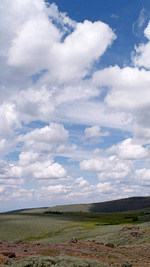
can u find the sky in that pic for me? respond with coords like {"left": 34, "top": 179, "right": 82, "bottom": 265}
{"left": 0, "top": 0, "right": 150, "bottom": 212}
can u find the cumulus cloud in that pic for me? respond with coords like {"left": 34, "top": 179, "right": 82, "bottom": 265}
{"left": 49, "top": 20, "right": 116, "bottom": 83}
{"left": 80, "top": 155, "right": 131, "bottom": 181}
{"left": 0, "top": 139, "right": 14, "bottom": 157}
{"left": 74, "top": 177, "right": 90, "bottom": 187}
{"left": 135, "top": 168, "right": 150, "bottom": 185}
{"left": 92, "top": 65, "right": 150, "bottom": 144}
{"left": 0, "top": 151, "right": 67, "bottom": 182}
{"left": 84, "top": 125, "right": 109, "bottom": 139}
{"left": 0, "top": 103, "right": 21, "bottom": 137}
{"left": 19, "top": 123, "right": 68, "bottom": 146}
{"left": 0, "top": 0, "right": 116, "bottom": 84}
{"left": 1, "top": 0, "right": 150, "bottom": 209}
{"left": 93, "top": 66, "right": 150, "bottom": 111}
{"left": 132, "top": 21, "right": 150, "bottom": 69}
{"left": 107, "top": 138, "right": 149, "bottom": 160}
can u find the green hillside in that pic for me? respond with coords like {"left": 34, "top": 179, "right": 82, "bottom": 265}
{"left": 46, "top": 196, "right": 150, "bottom": 213}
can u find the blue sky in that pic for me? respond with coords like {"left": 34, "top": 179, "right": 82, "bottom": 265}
{"left": 0, "top": 0, "right": 150, "bottom": 211}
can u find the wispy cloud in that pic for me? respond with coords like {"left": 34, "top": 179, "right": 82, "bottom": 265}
{"left": 132, "top": 7, "right": 149, "bottom": 38}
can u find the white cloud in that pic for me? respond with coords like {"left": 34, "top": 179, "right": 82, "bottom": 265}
{"left": 0, "top": 103, "right": 21, "bottom": 137}
{"left": 134, "top": 168, "right": 150, "bottom": 185}
{"left": 33, "top": 161, "right": 67, "bottom": 179}
{"left": 19, "top": 123, "right": 68, "bottom": 145}
{"left": 14, "top": 86, "right": 54, "bottom": 123}
{"left": 107, "top": 138, "right": 149, "bottom": 160}
{"left": 45, "top": 2, "right": 76, "bottom": 29}
{"left": 1, "top": 0, "right": 150, "bottom": 209}
{"left": 17, "top": 123, "right": 69, "bottom": 154}
{"left": 93, "top": 66, "right": 150, "bottom": 111}
{"left": 56, "top": 100, "right": 131, "bottom": 129}
{"left": 7, "top": 13, "right": 61, "bottom": 75}
{"left": 74, "top": 177, "right": 90, "bottom": 187}
{"left": 17, "top": 153, "right": 67, "bottom": 181}
{"left": 18, "top": 151, "right": 39, "bottom": 167}
{"left": 0, "top": 139, "right": 14, "bottom": 157}
{"left": 132, "top": 21, "right": 150, "bottom": 68}
{"left": 1, "top": 0, "right": 116, "bottom": 84}
{"left": 92, "top": 65, "right": 150, "bottom": 144}
{"left": 0, "top": 151, "right": 67, "bottom": 182}
{"left": 84, "top": 125, "right": 109, "bottom": 139}
{"left": 132, "top": 8, "right": 149, "bottom": 38}
{"left": 55, "top": 81, "right": 100, "bottom": 104}
{"left": 96, "top": 182, "right": 112, "bottom": 194}
{"left": 80, "top": 155, "right": 131, "bottom": 181}
{"left": 49, "top": 20, "right": 116, "bottom": 83}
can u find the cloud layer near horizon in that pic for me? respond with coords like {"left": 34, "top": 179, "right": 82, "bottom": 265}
{"left": 0, "top": 0, "right": 150, "bottom": 210}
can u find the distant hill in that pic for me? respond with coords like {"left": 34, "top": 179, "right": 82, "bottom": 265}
{"left": 6, "top": 196, "right": 150, "bottom": 214}
{"left": 7, "top": 207, "right": 49, "bottom": 214}
{"left": 46, "top": 196, "right": 150, "bottom": 213}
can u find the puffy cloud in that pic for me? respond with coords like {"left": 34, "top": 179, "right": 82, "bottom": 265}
{"left": 7, "top": 11, "right": 61, "bottom": 74}
{"left": 92, "top": 65, "right": 150, "bottom": 144}
{"left": 49, "top": 20, "right": 116, "bottom": 83}
{"left": 41, "top": 184, "right": 69, "bottom": 195}
{"left": 17, "top": 152, "right": 67, "bottom": 180}
{"left": 0, "top": 103, "right": 21, "bottom": 137}
{"left": 1, "top": 0, "right": 150, "bottom": 209}
{"left": 32, "top": 161, "right": 67, "bottom": 179}
{"left": 19, "top": 123, "right": 68, "bottom": 144}
{"left": 0, "top": 0, "right": 116, "bottom": 83}
{"left": 96, "top": 182, "right": 112, "bottom": 194}
{"left": 13, "top": 86, "right": 54, "bottom": 123}
{"left": 93, "top": 66, "right": 150, "bottom": 111}
{"left": 74, "top": 177, "right": 90, "bottom": 187}
{"left": 107, "top": 138, "right": 149, "bottom": 160}
{"left": 55, "top": 81, "right": 100, "bottom": 104}
{"left": 18, "top": 151, "right": 39, "bottom": 167}
{"left": 0, "top": 0, "right": 117, "bottom": 140}
{"left": 84, "top": 125, "right": 109, "bottom": 139}
{"left": 132, "top": 21, "right": 150, "bottom": 68}
{"left": 80, "top": 155, "right": 131, "bottom": 181}
{"left": 134, "top": 168, "right": 150, "bottom": 185}
{"left": 133, "top": 126, "right": 150, "bottom": 144}
{"left": 0, "top": 151, "right": 67, "bottom": 181}
{"left": 18, "top": 123, "right": 68, "bottom": 153}
{"left": 0, "top": 139, "right": 14, "bottom": 157}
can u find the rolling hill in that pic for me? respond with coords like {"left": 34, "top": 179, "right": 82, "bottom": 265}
{"left": 10, "top": 196, "right": 150, "bottom": 214}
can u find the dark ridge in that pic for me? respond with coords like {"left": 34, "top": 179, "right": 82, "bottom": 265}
{"left": 89, "top": 197, "right": 150, "bottom": 213}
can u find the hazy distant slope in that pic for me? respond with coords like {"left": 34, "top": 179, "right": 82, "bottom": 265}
{"left": 47, "top": 197, "right": 150, "bottom": 213}
{"left": 8, "top": 207, "right": 49, "bottom": 214}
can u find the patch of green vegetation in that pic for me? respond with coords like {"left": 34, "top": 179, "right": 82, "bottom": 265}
{"left": 0, "top": 213, "right": 73, "bottom": 241}
{"left": 132, "top": 216, "right": 138, "bottom": 221}
{"left": 23, "top": 229, "right": 65, "bottom": 242}
{"left": 122, "top": 262, "right": 132, "bottom": 267}
{"left": 44, "top": 211, "right": 63, "bottom": 215}
{"left": 3, "top": 256, "right": 109, "bottom": 267}
{"left": 0, "top": 210, "right": 150, "bottom": 245}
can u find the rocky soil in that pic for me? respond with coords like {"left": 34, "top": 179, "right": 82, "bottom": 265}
{"left": 0, "top": 239, "right": 149, "bottom": 266}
